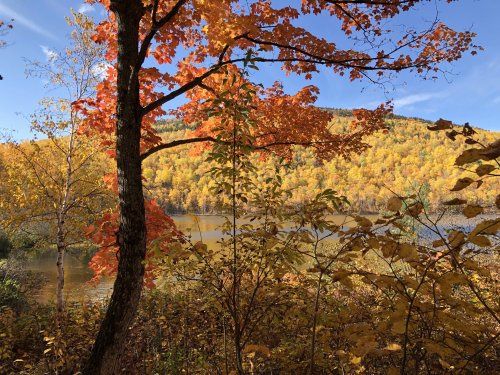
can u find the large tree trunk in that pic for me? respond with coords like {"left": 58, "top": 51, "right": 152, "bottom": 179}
{"left": 83, "top": 1, "right": 146, "bottom": 374}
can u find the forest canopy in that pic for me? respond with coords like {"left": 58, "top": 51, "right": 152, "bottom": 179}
{"left": 144, "top": 113, "right": 499, "bottom": 214}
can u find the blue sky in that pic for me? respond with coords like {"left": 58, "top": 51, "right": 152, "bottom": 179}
{"left": 0, "top": 0, "right": 499, "bottom": 140}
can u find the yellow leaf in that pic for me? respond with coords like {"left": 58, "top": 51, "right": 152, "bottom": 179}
{"left": 463, "top": 205, "right": 483, "bottom": 218}
{"left": 475, "top": 164, "right": 495, "bottom": 176}
{"left": 470, "top": 219, "right": 500, "bottom": 237}
{"left": 243, "top": 344, "right": 271, "bottom": 357}
{"left": 386, "top": 343, "right": 402, "bottom": 351}
{"left": 350, "top": 355, "right": 362, "bottom": 365}
{"left": 391, "top": 321, "right": 406, "bottom": 334}
{"left": 469, "top": 235, "right": 491, "bottom": 247}
{"left": 450, "top": 177, "right": 474, "bottom": 191}
{"left": 387, "top": 197, "right": 402, "bottom": 212}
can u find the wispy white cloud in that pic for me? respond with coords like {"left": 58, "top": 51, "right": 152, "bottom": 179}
{"left": 40, "top": 45, "right": 58, "bottom": 61}
{"left": 78, "top": 4, "right": 95, "bottom": 14}
{"left": 393, "top": 92, "right": 445, "bottom": 110}
{"left": 493, "top": 96, "right": 500, "bottom": 104}
{"left": 91, "top": 62, "right": 113, "bottom": 80}
{"left": 0, "top": 4, "right": 57, "bottom": 40}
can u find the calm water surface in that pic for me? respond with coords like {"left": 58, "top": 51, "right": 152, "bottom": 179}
{"left": 25, "top": 213, "right": 488, "bottom": 303}
{"left": 26, "top": 215, "right": 228, "bottom": 303}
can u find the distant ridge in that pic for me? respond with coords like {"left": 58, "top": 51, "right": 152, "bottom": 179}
{"left": 155, "top": 108, "right": 493, "bottom": 134}
{"left": 144, "top": 113, "right": 498, "bottom": 214}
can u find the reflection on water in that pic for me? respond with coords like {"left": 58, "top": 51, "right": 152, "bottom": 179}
{"left": 26, "top": 213, "right": 483, "bottom": 304}
{"left": 25, "top": 215, "right": 229, "bottom": 304}
{"left": 23, "top": 214, "right": 372, "bottom": 303}
{"left": 25, "top": 252, "right": 114, "bottom": 304}
{"left": 173, "top": 214, "right": 227, "bottom": 243}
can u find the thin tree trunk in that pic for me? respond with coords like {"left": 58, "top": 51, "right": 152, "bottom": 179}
{"left": 56, "top": 225, "right": 65, "bottom": 314}
{"left": 223, "top": 316, "right": 229, "bottom": 375}
{"left": 231, "top": 118, "right": 245, "bottom": 375}
{"left": 55, "top": 114, "right": 76, "bottom": 314}
{"left": 83, "top": 1, "right": 146, "bottom": 374}
{"left": 308, "top": 272, "right": 323, "bottom": 375}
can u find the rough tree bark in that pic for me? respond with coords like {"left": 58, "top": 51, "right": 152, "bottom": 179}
{"left": 83, "top": 1, "right": 146, "bottom": 373}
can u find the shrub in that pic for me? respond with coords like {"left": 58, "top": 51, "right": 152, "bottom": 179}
{"left": 0, "top": 232, "right": 11, "bottom": 259}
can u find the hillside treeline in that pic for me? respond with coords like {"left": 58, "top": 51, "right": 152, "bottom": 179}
{"left": 144, "top": 115, "right": 499, "bottom": 213}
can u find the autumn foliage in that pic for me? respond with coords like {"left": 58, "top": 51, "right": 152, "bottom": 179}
{"left": 0, "top": 0, "right": 493, "bottom": 374}
{"left": 142, "top": 114, "right": 499, "bottom": 214}
{"left": 2, "top": 113, "right": 498, "bottom": 374}
{"left": 86, "top": 199, "right": 181, "bottom": 288}
{"left": 76, "top": 0, "right": 480, "bottom": 160}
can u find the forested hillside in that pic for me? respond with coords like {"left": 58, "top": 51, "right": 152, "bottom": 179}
{"left": 144, "top": 112, "right": 499, "bottom": 213}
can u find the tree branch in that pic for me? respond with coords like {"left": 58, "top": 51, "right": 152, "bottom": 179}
{"left": 140, "top": 136, "right": 216, "bottom": 161}
{"left": 136, "top": 0, "right": 188, "bottom": 70}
